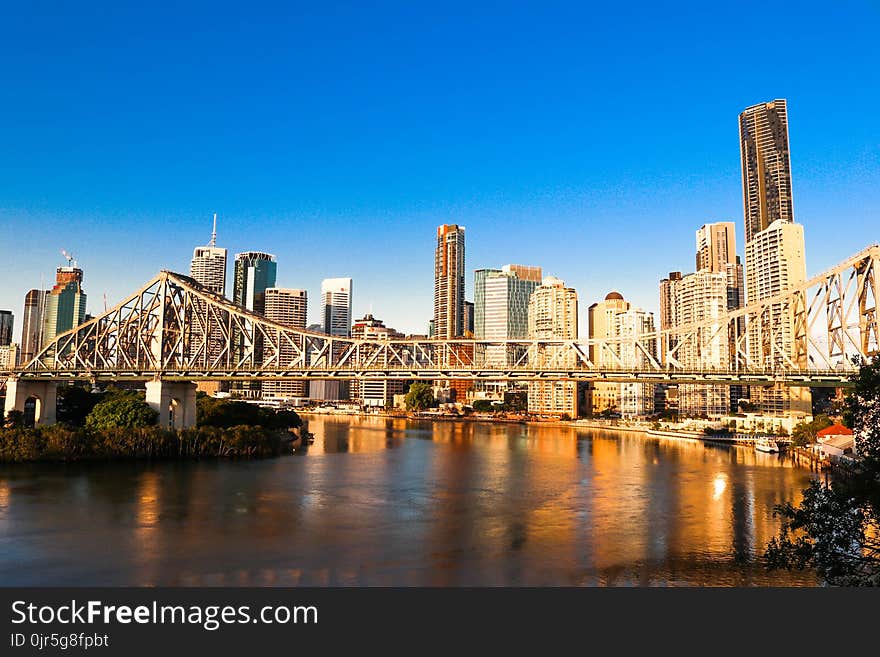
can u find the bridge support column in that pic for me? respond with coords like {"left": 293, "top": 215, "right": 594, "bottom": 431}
{"left": 3, "top": 378, "right": 57, "bottom": 425}
{"left": 146, "top": 379, "right": 198, "bottom": 429}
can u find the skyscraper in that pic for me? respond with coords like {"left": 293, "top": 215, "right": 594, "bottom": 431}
{"left": 233, "top": 252, "right": 277, "bottom": 314}
{"left": 587, "top": 291, "right": 630, "bottom": 416}
{"left": 613, "top": 308, "right": 657, "bottom": 418}
{"left": 696, "top": 222, "right": 737, "bottom": 273}
{"left": 263, "top": 287, "right": 308, "bottom": 400}
{"left": 0, "top": 310, "right": 12, "bottom": 346}
{"left": 671, "top": 271, "right": 730, "bottom": 417}
{"left": 321, "top": 278, "right": 353, "bottom": 337}
{"left": 433, "top": 224, "right": 465, "bottom": 339}
{"left": 20, "top": 289, "right": 46, "bottom": 364}
{"left": 739, "top": 99, "right": 810, "bottom": 416}
{"left": 473, "top": 264, "right": 542, "bottom": 399}
{"left": 527, "top": 276, "right": 578, "bottom": 417}
{"left": 658, "top": 272, "right": 682, "bottom": 366}
{"left": 695, "top": 221, "right": 744, "bottom": 312}
{"left": 693, "top": 221, "right": 744, "bottom": 412}
{"left": 42, "top": 266, "right": 87, "bottom": 347}
{"left": 474, "top": 265, "right": 542, "bottom": 341}
{"left": 232, "top": 252, "right": 276, "bottom": 395}
{"left": 739, "top": 99, "right": 794, "bottom": 243}
{"left": 463, "top": 301, "right": 474, "bottom": 337}
{"left": 190, "top": 214, "right": 227, "bottom": 296}
{"left": 310, "top": 278, "right": 352, "bottom": 402}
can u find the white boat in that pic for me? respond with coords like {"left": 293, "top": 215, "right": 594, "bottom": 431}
{"left": 754, "top": 437, "right": 779, "bottom": 453}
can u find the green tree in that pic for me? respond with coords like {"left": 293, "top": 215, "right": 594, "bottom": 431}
{"left": 196, "top": 395, "right": 301, "bottom": 429}
{"left": 405, "top": 383, "right": 435, "bottom": 411}
{"left": 765, "top": 357, "right": 880, "bottom": 585}
{"left": 790, "top": 414, "right": 833, "bottom": 447}
{"left": 86, "top": 395, "right": 158, "bottom": 430}
{"left": 472, "top": 399, "right": 495, "bottom": 413}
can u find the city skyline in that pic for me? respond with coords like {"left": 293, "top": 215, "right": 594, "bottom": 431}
{"left": 1, "top": 5, "right": 878, "bottom": 339}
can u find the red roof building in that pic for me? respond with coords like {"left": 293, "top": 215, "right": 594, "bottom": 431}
{"left": 816, "top": 423, "right": 855, "bottom": 459}
{"left": 817, "top": 423, "right": 853, "bottom": 438}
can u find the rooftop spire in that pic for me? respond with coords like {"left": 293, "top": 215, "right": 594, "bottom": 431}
{"left": 209, "top": 213, "right": 218, "bottom": 247}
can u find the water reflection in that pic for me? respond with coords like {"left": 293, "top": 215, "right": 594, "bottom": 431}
{"left": 0, "top": 418, "right": 818, "bottom": 586}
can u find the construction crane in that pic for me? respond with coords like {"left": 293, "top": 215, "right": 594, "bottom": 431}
{"left": 61, "top": 249, "right": 76, "bottom": 267}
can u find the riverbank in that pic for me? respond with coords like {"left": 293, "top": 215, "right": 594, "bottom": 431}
{"left": 300, "top": 410, "right": 811, "bottom": 459}
{"left": 0, "top": 424, "right": 301, "bottom": 463}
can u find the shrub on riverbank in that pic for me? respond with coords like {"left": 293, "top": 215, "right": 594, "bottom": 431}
{"left": 0, "top": 424, "right": 293, "bottom": 463}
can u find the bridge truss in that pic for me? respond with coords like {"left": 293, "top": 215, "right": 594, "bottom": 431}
{"left": 4, "top": 244, "right": 878, "bottom": 388}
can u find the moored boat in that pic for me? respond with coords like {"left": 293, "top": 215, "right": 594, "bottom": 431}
{"left": 754, "top": 437, "right": 779, "bottom": 453}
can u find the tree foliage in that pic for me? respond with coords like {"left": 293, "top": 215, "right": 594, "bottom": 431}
{"left": 196, "top": 395, "right": 301, "bottom": 430}
{"left": 86, "top": 393, "right": 158, "bottom": 430}
{"left": 405, "top": 383, "right": 435, "bottom": 411}
{"left": 791, "top": 414, "right": 834, "bottom": 447}
{"left": 472, "top": 399, "right": 495, "bottom": 413}
{"left": 765, "top": 357, "right": 880, "bottom": 585}
{"left": 0, "top": 424, "right": 291, "bottom": 462}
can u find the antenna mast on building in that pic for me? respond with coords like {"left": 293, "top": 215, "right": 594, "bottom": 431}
{"left": 209, "top": 213, "right": 217, "bottom": 247}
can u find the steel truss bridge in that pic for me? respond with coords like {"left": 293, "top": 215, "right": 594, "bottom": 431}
{"left": 3, "top": 244, "right": 879, "bottom": 389}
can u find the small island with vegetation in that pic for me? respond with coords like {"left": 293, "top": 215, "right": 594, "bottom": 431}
{"left": 1, "top": 386, "right": 306, "bottom": 463}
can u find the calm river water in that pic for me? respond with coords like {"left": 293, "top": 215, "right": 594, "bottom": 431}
{"left": 0, "top": 417, "right": 819, "bottom": 586}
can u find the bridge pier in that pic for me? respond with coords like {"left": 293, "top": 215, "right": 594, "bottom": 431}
{"left": 4, "top": 378, "right": 57, "bottom": 425}
{"left": 146, "top": 379, "right": 198, "bottom": 429}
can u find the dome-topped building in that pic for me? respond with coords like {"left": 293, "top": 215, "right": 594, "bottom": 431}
{"left": 604, "top": 291, "right": 624, "bottom": 301}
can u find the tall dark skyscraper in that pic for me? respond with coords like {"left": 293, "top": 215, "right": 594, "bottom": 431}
{"left": 232, "top": 252, "right": 277, "bottom": 395}
{"left": 739, "top": 99, "right": 810, "bottom": 416}
{"left": 233, "top": 252, "right": 277, "bottom": 315}
{"left": 20, "top": 289, "right": 46, "bottom": 363}
{"left": 0, "top": 310, "right": 12, "bottom": 346}
{"left": 739, "top": 99, "right": 794, "bottom": 243}
{"left": 43, "top": 266, "right": 87, "bottom": 346}
{"left": 433, "top": 224, "right": 465, "bottom": 339}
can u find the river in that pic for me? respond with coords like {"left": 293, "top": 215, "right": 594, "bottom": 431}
{"left": 0, "top": 416, "right": 819, "bottom": 586}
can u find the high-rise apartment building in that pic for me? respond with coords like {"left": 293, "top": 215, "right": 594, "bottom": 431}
{"left": 744, "top": 221, "right": 810, "bottom": 414}
{"left": 739, "top": 99, "right": 794, "bottom": 243}
{"left": 691, "top": 222, "right": 745, "bottom": 411}
{"left": 42, "top": 266, "right": 87, "bottom": 347}
{"left": 587, "top": 291, "right": 630, "bottom": 415}
{"left": 613, "top": 308, "right": 657, "bottom": 418}
{"left": 672, "top": 271, "right": 730, "bottom": 417}
{"left": 190, "top": 214, "right": 227, "bottom": 296}
{"left": 0, "top": 310, "right": 12, "bottom": 346}
{"left": 696, "top": 222, "right": 737, "bottom": 273}
{"left": 739, "top": 99, "right": 810, "bottom": 416}
{"left": 658, "top": 272, "right": 682, "bottom": 366}
{"left": 527, "top": 276, "right": 578, "bottom": 417}
{"left": 262, "top": 288, "right": 308, "bottom": 400}
{"left": 20, "top": 289, "right": 46, "bottom": 364}
{"left": 433, "top": 224, "right": 465, "bottom": 339}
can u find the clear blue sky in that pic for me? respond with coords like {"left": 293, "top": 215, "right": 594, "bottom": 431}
{"left": 1, "top": 1, "right": 878, "bottom": 338}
